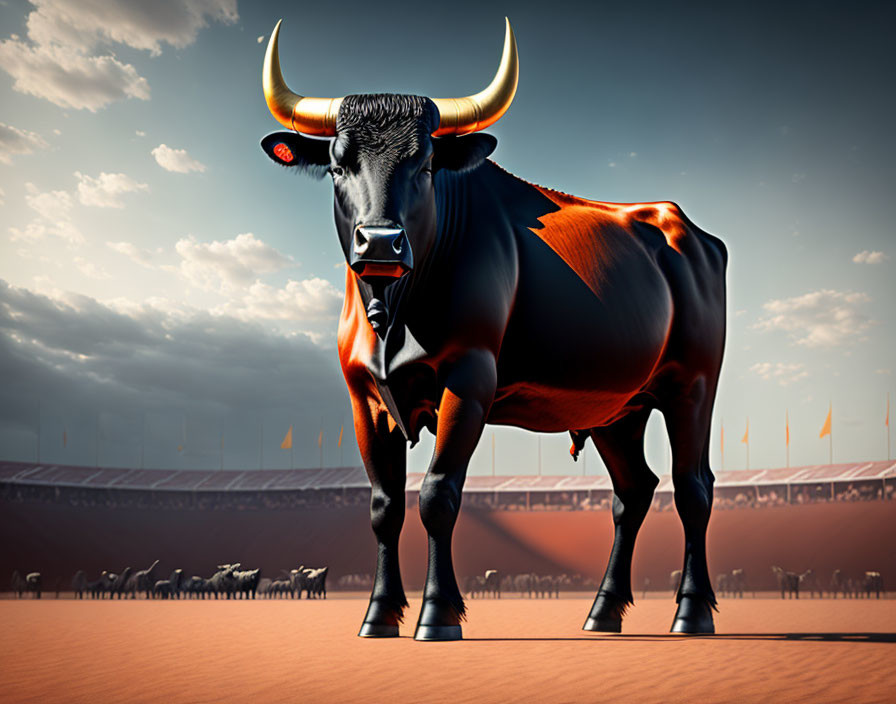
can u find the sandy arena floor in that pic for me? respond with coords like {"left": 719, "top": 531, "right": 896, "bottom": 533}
{"left": 2, "top": 594, "right": 894, "bottom": 703}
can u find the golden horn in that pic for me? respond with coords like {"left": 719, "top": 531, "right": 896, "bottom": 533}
{"left": 262, "top": 20, "right": 341, "bottom": 136}
{"left": 431, "top": 18, "right": 519, "bottom": 136}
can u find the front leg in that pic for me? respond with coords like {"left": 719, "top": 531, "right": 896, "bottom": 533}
{"left": 415, "top": 349, "right": 496, "bottom": 641}
{"left": 351, "top": 384, "right": 409, "bottom": 638}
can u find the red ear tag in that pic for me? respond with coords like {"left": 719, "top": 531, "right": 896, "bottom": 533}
{"left": 273, "top": 143, "right": 294, "bottom": 162}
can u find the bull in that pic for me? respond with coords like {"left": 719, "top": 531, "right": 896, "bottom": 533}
{"left": 260, "top": 19, "right": 726, "bottom": 640}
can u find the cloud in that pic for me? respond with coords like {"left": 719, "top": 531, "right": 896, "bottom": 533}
{"left": 0, "top": 39, "right": 150, "bottom": 111}
{"left": 224, "top": 278, "right": 344, "bottom": 324}
{"left": 0, "top": 278, "right": 349, "bottom": 468}
{"left": 135, "top": 130, "right": 146, "bottom": 137}
{"left": 75, "top": 171, "right": 149, "bottom": 208}
{"left": 852, "top": 250, "right": 888, "bottom": 265}
{"left": 0, "top": 122, "right": 49, "bottom": 163}
{"left": 9, "top": 218, "right": 84, "bottom": 245}
{"left": 152, "top": 144, "right": 206, "bottom": 173}
{"left": 175, "top": 233, "right": 295, "bottom": 291}
{"left": 24, "top": 181, "right": 72, "bottom": 219}
{"left": 106, "top": 241, "right": 155, "bottom": 267}
{"left": 754, "top": 289, "right": 872, "bottom": 347}
{"left": 24, "top": 0, "right": 239, "bottom": 56}
{"left": 0, "top": 0, "right": 237, "bottom": 110}
{"left": 74, "top": 256, "right": 111, "bottom": 280}
{"left": 10, "top": 182, "right": 83, "bottom": 245}
{"left": 749, "top": 362, "right": 809, "bottom": 386}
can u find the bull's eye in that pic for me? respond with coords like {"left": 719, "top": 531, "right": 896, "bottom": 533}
{"left": 273, "top": 143, "right": 294, "bottom": 163}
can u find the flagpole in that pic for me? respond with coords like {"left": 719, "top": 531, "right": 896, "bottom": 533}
{"left": 829, "top": 401, "right": 833, "bottom": 465}
{"left": 36, "top": 398, "right": 41, "bottom": 463}
{"left": 221, "top": 433, "right": 224, "bottom": 471}
{"left": 141, "top": 411, "right": 146, "bottom": 470}
{"left": 786, "top": 410, "right": 790, "bottom": 469}
{"left": 260, "top": 422, "right": 264, "bottom": 470}
{"left": 95, "top": 412, "right": 99, "bottom": 468}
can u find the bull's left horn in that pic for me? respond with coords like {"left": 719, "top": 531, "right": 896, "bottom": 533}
{"left": 431, "top": 18, "right": 519, "bottom": 136}
{"left": 263, "top": 20, "right": 341, "bottom": 136}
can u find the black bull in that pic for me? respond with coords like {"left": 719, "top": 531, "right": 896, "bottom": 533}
{"left": 262, "top": 94, "right": 727, "bottom": 639}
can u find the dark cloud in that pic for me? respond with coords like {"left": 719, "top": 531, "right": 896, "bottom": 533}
{"left": 0, "top": 280, "right": 354, "bottom": 469}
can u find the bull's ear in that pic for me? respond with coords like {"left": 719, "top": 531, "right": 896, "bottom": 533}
{"left": 432, "top": 133, "right": 497, "bottom": 173}
{"left": 261, "top": 132, "right": 331, "bottom": 179}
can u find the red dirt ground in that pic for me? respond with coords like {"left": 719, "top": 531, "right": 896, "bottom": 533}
{"left": 2, "top": 595, "right": 893, "bottom": 703}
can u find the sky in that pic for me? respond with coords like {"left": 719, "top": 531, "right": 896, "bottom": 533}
{"left": 0, "top": 0, "right": 893, "bottom": 476}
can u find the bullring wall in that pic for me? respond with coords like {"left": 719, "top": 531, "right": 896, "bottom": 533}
{"left": 2, "top": 497, "right": 893, "bottom": 592}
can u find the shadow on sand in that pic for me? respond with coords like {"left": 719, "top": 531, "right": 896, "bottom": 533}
{"left": 461, "top": 632, "right": 896, "bottom": 644}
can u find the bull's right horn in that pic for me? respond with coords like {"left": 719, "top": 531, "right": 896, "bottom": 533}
{"left": 262, "top": 20, "right": 342, "bottom": 136}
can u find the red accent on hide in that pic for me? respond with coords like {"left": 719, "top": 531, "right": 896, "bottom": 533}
{"left": 337, "top": 269, "right": 396, "bottom": 446}
{"left": 273, "top": 143, "right": 294, "bottom": 162}
{"left": 528, "top": 186, "right": 688, "bottom": 299}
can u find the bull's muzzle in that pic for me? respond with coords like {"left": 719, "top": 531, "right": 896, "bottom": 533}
{"left": 350, "top": 226, "right": 413, "bottom": 280}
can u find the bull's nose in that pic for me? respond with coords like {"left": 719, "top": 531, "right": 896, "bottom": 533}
{"left": 353, "top": 226, "right": 405, "bottom": 257}
{"left": 350, "top": 226, "right": 413, "bottom": 281}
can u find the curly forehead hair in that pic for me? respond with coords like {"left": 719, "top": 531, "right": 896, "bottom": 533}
{"left": 336, "top": 94, "right": 438, "bottom": 154}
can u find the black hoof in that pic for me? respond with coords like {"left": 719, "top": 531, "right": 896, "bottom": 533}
{"left": 670, "top": 595, "right": 715, "bottom": 634}
{"left": 358, "top": 622, "right": 399, "bottom": 638}
{"left": 582, "top": 616, "right": 621, "bottom": 633}
{"left": 359, "top": 598, "right": 404, "bottom": 638}
{"left": 414, "top": 625, "right": 462, "bottom": 641}
{"left": 583, "top": 591, "right": 627, "bottom": 633}
{"left": 414, "top": 599, "right": 463, "bottom": 641}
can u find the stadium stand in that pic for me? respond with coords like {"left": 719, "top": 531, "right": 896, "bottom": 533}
{"left": 0, "top": 460, "right": 893, "bottom": 512}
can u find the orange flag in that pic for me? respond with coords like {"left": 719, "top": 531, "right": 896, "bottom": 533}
{"left": 785, "top": 411, "right": 790, "bottom": 446}
{"left": 337, "top": 425, "right": 344, "bottom": 448}
{"left": 819, "top": 404, "right": 832, "bottom": 439}
{"left": 318, "top": 429, "right": 323, "bottom": 449}
{"left": 741, "top": 419, "right": 749, "bottom": 444}
{"left": 280, "top": 426, "right": 293, "bottom": 449}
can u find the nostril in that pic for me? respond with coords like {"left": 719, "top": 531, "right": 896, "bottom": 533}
{"left": 354, "top": 228, "right": 369, "bottom": 253}
{"left": 392, "top": 232, "right": 405, "bottom": 254}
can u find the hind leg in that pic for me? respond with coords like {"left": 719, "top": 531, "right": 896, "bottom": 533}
{"left": 583, "top": 408, "right": 658, "bottom": 633}
{"left": 662, "top": 375, "right": 718, "bottom": 633}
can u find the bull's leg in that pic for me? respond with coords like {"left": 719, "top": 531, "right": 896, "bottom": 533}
{"left": 584, "top": 409, "right": 658, "bottom": 633}
{"left": 415, "top": 351, "right": 496, "bottom": 641}
{"left": 663, "top": 375, "right": 718, "bottom": 634}
{"left": 354, "top": 392, "right": 409, "bottom": 638}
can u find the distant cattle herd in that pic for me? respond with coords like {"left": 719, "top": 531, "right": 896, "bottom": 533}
{"left": 7, "top": 565, "right": 885, "bottom": 600}
{"left": 9, "top": 561, "right": 328, "bottom": 600}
